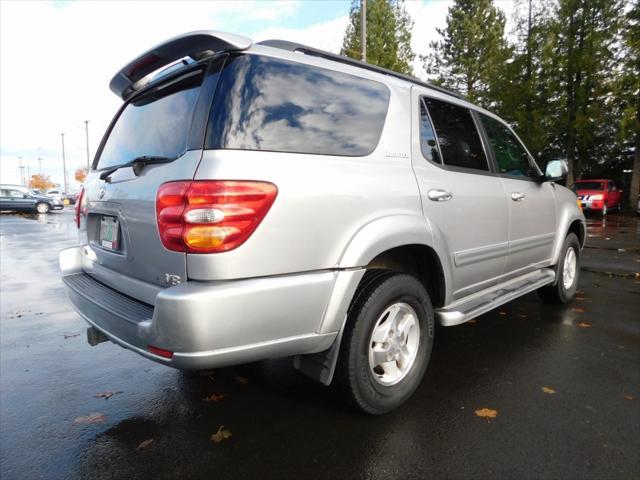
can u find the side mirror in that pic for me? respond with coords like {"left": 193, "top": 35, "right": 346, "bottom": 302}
{"left": 545, "top": 159, "right": 568, "bottom": 182}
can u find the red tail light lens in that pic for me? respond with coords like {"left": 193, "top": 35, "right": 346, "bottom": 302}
{"left": 156, "top": 180, "right": 278, "bottom": 253}
{"left": 75, "top": 187, "right": 85, "bottom": 228}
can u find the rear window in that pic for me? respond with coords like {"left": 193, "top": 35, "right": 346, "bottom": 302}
{"left": 96, "top": 71, "right": 203, "bottom": 170}
{"left": 206, "top": 54, "right": 390, "bottom": 156}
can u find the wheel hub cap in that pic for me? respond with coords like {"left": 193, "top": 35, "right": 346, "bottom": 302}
{"left": 562, "top": 247, "right": 577, "bottom": 290}
{"left": 368, "top": 302, "right": 420, "bottom": 386}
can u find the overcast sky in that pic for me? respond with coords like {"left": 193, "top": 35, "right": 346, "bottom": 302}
{"left": 0, "top": 0, "right": 516, "bottom": 191}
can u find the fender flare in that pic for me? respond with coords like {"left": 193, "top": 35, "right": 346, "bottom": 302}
{"left": 295, "top": 215, "right": 450, "bottom": 385}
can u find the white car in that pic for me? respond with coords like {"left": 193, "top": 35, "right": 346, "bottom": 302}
{"left": 46, "top": 189, "right": 64, "bottom": 202}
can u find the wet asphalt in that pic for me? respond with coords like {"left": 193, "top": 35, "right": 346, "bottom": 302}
{"left": 0, "top": 209, "right": 639, "bottom": 480}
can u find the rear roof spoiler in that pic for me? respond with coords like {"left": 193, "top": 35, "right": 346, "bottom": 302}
{"left": 109, "top": 30, "right": 252, "bottom": 100}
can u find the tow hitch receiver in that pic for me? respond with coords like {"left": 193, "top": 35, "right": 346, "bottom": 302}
{"left": 87, "top": 327, "right": 109, "bottom": 346}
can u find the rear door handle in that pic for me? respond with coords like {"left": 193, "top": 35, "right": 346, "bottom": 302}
{"left": 427, "top": 189, "right": 453, "bottom": 202}
{"left": 511, "top": 192, "right": 526, "bottom": 201}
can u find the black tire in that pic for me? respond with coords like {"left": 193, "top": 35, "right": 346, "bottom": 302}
{"left": 337, "top": 272, "right": 434, "bottom": 414}
{"left": 538, "top": 233, "right": 580, "bottom": 304}
{"left": 35, "top": 202, "right": 50, "bottom": 214}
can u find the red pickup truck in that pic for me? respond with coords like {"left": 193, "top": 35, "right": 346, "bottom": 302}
{"left": 573, "top": 179, "right": 623, "bottom": 215}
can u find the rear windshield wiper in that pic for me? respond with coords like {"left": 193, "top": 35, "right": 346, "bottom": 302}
{"left": 99, "top": 155, "right": 174, "bottom": 181}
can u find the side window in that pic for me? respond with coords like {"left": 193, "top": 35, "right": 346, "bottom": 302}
{"left": 207, "top": 55, "right": 390, "bottom": 156}
{"left": 8, "top": 190, "right": 24, "bottom": 198}
{"left": 419, "top": 100, "right": 441, "bottom": 164}
{"left": 423, "top": 97, "right": 488, "bottom": 171}
{"left": 479, "top": 114, "right": 537, "bottom": 178}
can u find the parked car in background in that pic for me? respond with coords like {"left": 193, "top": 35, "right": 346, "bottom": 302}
{"left": 59, "top": 31, "right": 585, "bottom": 414}
{"left": 63, "top": 192, "right": 78, "bottom": 205}
{"left": 573, "top": 179, "right": 623, "bottom": 215}
{"left": 0, "top": 185, "right": 64, "bottom": 213}
{"left": 46, "top": 189, "right": 64, "bottom": 202}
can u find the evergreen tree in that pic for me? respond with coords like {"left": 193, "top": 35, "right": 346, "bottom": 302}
{"left": 549, "top": 0, "right": 623, "bottom": 184}
{"left": 615, "top": 2, "right": 640, "bottom": 206}
{"left": 341, "top": 0, "right": 415, "bottom": 75}
{"left": 501, "top": 0, "right": 557, "bottom": 160}
{"left": 422, "top": 0, "right": 510, "bottom": 106}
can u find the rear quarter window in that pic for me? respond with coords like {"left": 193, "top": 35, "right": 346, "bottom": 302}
{"left": 206, "top": 54, "right": 390, "bottom": 156}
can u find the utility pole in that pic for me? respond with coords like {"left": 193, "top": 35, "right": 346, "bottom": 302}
{"left": 18, "top": 156, "right": 25, "bottom": 186}
{"left": 84, "top": 120, "right": 90, "bottom": 170}
{"left": 38, "top": 157, "right": 43, "bottom": 175}
{"left": 360, "top": 0, "right": 367, "bottom": 62}
{"left": 61, "top": 133, "right": 68, "bottom": 194}
{"left": 27, "top": 166, "right": 31, "bottom": 185}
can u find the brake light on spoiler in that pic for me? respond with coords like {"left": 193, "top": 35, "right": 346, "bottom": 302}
{"left": 156, "top": 180, "right": 278, "bottom": 253}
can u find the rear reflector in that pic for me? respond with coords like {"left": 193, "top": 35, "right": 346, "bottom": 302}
{"left": 156, "top": 180, "right": 277, "bottom": 253}
{"left": 147, "top": 345, "right": 174, "bottom": 359}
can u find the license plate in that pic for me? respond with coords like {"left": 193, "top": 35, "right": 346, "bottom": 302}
{"left": 100, "top": 216, "right": 120, "bottom": 250}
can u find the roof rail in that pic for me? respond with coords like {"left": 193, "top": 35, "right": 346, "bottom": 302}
{"left": 110, "top": 30, "right": 252, "bottom": 100}
{"left": 257, "top": 39, "right": 463, "bottom": 100}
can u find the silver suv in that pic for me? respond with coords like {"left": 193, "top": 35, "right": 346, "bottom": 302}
{"left": 60, "top": 31, "right": 585, "bottom": 414}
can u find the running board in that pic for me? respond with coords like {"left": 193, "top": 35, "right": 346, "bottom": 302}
{"left": 435, "top": 269, "right": 556, "bottom": 326}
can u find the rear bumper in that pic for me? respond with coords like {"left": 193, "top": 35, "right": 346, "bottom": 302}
{"left": 59, "top": 246, "right": 338, "bottom": 369}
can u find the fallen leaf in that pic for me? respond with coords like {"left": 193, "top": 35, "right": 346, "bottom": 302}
{"left": 136, "top": 438, "right": 154, "bottom": 450}
{"left": 210, "top": 425, "right": 232, "bottom": 444}
{"left": 64, "top": 334, "right": 80, "bottom": 339}
{"left": 203, "top": 393, "right": 225, "bottom": 403}
{"left": 198, "top": 370, "right": 215, "bottom": 381}
{"left": 474, "top": 408, "right": 498, "bottom": 422}
{"left": 73, "top": 412, "right": 106, "bottom": 425}
{"left": 624, "top": 395, "right": 635, "bottom": 401}
{"left": 572, "top": 307, "right": 585, "bottom": 313}
{"left": 577, "top": 322, "right": 592, "bottom": 328}
{"left": 466, "top": 319, "right": 477, "bottom": 324}
{"left": 236, "top": 376, "right": 248, "bottom": 385}
{"left": 518, "top": 314, "right": 527, "bottom": 319}
{"left": 498, "top": 311, "right": 507, "bottom": 316}
{"left": 95, "top": 390, "right": 123, "bottom": 400}
{"left": 635, "top": 273, "right": 640, "bottom": 279}
{"left": 542, "top": 386, "right": 556, "bottom": 394}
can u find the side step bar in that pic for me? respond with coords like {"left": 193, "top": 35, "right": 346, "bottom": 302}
{"left": 435, "top": 269, "right": 556, "bottom": 326}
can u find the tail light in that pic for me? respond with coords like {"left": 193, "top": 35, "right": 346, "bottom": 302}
{"left": 75, "top": 187, "right": 85, "bottom": 228}
{"left": 156, "top": 180, "right": 278, "bottom": 253}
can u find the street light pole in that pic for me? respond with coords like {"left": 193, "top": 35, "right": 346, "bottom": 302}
{"left": 84, "top": 120, "right": 90, "bottom": 170}
{"left": 361, "top": 0, "right": 367, "bottom": 62}
{"left": 61, "top": 133, "right": 68, "bottom": 194}
{"left": 18, "top": 156, "right": 25, "bottom": 186}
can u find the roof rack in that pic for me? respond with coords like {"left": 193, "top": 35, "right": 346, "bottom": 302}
{"left": 257, "top": 39, "right": 463, "bottom": 100}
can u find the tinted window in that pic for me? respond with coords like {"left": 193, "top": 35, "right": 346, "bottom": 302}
{"left": 206, "top": 55, "right": 390, "bottom": 156}
{"left": 480, "top": 114, "right": 537, "bottom": 177}
{"left": 423, "top": 98, "right": 488, "bottom": 171}
{"left": 8, "top": 190, "right": 24, "bottom": 198}
{"left": 419, "top": 100, "right": 441, "bottom": 164}
{"left": 96, "top": 71, "right": 203, "bottom": 169}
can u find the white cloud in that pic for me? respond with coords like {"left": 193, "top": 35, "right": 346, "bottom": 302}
{"left": 0, "top": 0, "right": 517, "bottom": 190}
{"left": 0, "top": 0, "right": 302, "bottom": 189}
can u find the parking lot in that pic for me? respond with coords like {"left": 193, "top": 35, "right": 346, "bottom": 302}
{"left": 1, "top": 209, "right": 638, "bottom": 479}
